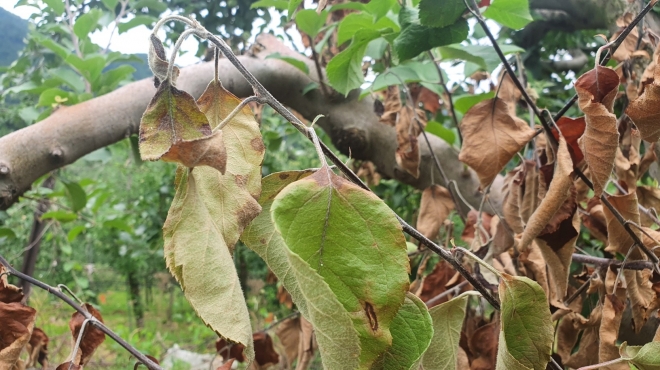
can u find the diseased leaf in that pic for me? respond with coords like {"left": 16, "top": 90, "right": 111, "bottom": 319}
{"left": 599, "top": 292, "right": 626, "bottom": 368}
{"left": 416, "top": 185, "right": 454, "bottom": 240}
{"left": 272, "top": 166, "right": 410, "bottom": 367}
{"left": 27, "top": 327, "right": 48, "bottom": 369}
{"left": 416, "top": 261, "right": 461, "bottom": 307}
{"left": 253, "top": 332, "right": 279, "bottom": 367}
{"left": 610, "top": 13, "right": 647, "bottom": 63}
{"left": 637, "top": 186, "right": 660, "bottom": 227}
{"left": 395, "top": 106, "right": 425, "bottom": 178}
{"left": 551, "top": 117, "right": 586, "bottom": 165}
{"left": 458, "top": 98, "right": 536, "bottom": 188}
{"left": 147, "top": 34, "right": 170, "bottom": 83}
{"left": 420, "top": 292, "right": 470, "bottom": 370}
{"left": 0, "top": 302, "right": 36, "bottom": 370}
{"left": 241, "top": 171, "right": 361, "bottom": 370}
{"left": 575, "top": 66, "right": 620, "bottom": 197}
{"left": 138, "top": 80, "right": 212, "bottom": 161}
{"left": 161, "top": 131, "right": 227, "bottom": 174}
{"left": 163, "top": 79, "right": 264, "bottom": 363}
{"left": 66, "top": 303, "right": 105, "bottom": 367}
{"left": 0, "top": 266, "right": 24, "bottom": 303}
{"left": 627, "top": 50, "right": 660, "bottom": 143}
{"left": 518, "top": 137, "right": 573, "bottom": 251}
{"left": 373, "top": 293, "right": 433, "bottom": 370}
{"left": 496, "top": 274, "right": 553, "bottom": 370}
{"left": 469, "top": 321, "right": 499, "bottom": 370}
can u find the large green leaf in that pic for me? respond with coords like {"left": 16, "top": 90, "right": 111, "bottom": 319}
{"left": 373, "top": 293, "right": 433, "bottom": 369}
{"left": 271, "top": 165, "right": 410, "bottom": 367}
{"left": 364, "top": 0, "right": 397, "bottom": 20}
{"left": 394, "top": 19, "right": 469, "bottom": 61}
{"left": 482, "top": 0, "right": 533, "bottom": 30}
{"left": 327, "top": 29, "right": 381, "bottom": 96}
{"left": 439, "top": 44, "right": 523, "bottom": 72}
{"left": 265, "top": 53, "right": 309, "bottom": 74}
{"left": 287, "top": 0, "right": 303, "bottom": 20}
{"left": 63, "top": 180, "right": 87, "bottom": 212}
{"left": 162, "top": 79, "right": 264, "bottom": 363}
{"left": 496, "top": 274, "right": 553, "bottom": 370}
{"left": 242, "top": 171, "right": 361, "bottom": 370}
{"left": 419, "top": 0, "right": 465, "bottom": 28}
{"left": 620, "top": 342, "right": 660, "bottom": 370}
{"left": 295, "top": 9, "right": 328, "bottom": 39}
{"left": 453, "top": 92, "right": 495, "bottom": 114}
{"left": 73, "top": 9, "right": 104, "bottom": 39}
{"left": 421, "top": 293, "right": 470, "bottom": 370}
{"left": 337, "top": 13, "right": 399, "bottom": 45}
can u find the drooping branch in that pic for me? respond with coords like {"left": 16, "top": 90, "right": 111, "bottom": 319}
{"left": 0, "top": 34, "right": 501, "bottom": 212}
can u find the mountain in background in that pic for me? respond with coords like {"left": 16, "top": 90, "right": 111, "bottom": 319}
{"left": 0, "top": 7, "right": 151, "bottom": 79}
{"left": 0, "top": 7, "right": 29, "bottom": 66}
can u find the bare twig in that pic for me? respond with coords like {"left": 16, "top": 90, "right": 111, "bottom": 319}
{"left": 427, "top": 51, "right": 462, "bottom": 143}
{"left": 0, "top": 255, "right": 163, "bottom": 370}
{"left": 571, "top": 253, "right": 655, "bottom": 270}
{"left": 424, "top": 280, "right": 470, "bottom": 307}
{"left": 309, "top": 38, "right": 330, "bottom": 97}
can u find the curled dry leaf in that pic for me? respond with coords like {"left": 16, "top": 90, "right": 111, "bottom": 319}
{"left": 161, "top": 131, "right": 227, "bottom": 174}
{"left": 416, "top": 185, "right": 455, "bottom": 240}
{"left": 27, "top": 327, "right": 48, "bottom": 368}
{"left": 551, "top": 117, "right": 586, "bottom": 165}
{"left": 626, "top": 39, "right": 660, "bottom": 143}
{"left": 575, "top": 66, "right": 620, "bottom": 197}
{"left": 598, "top": 268, "right": 627, "bottom": 369}
{"left": 610, "top": 13, "right": 647, "bottom": 62}
{"left": 253, "top": 332, "right": 280, "bottom": 367}
{"left": 581, "top": 197, "right": 608, "bottom": 243}
{"left": 468, "top": 321, "right": 499, "bottom": 370}
{"left": 0, "top": 266, "right": 23, "bottom": 303}
{"left": 636, "top": 185, "right": 660, "bottom": 227}
{"left": 416, "top": 260, "right": 462, "bottom": 307}
{"left": 519, "top": 161, "right": 540, "bottom": 224}
{"left": 355, "top": 161, "right": 381, "bottom": 187}
{"left": 564, "top": 306, "right": 602, "bottom": 369}
{"left": 458, "top": 98, "right": 536, "bottom": 188}
{"left": 0, "top": 302, "right": 36, "bottom": 370}
{"left": 395, "top": 106, "right": 425, "bottom": 178}
{"left": 518, "top": 137, "right": 573, "bottom": 251}
{"left": 66, "top": 303, "right": 105, "bottom": 367}
{"left": 497, "top": 72, "right": 522, "bottom": 116}
{"left": 501, "top": 165, "right": 525, "bottom": 234}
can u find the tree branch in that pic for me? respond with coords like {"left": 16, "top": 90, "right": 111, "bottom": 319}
{"left": 0, "top": 34, "right": 502, "bottom": 212}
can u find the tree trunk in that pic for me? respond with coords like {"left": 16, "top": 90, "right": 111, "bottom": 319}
{"left": 127, "top": 269, "right": 144, "bottom": 328}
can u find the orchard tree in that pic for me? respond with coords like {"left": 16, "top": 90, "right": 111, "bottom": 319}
{"left": 2, "top": 0, "right": 660, "bottom": 369}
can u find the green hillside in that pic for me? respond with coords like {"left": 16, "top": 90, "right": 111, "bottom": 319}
{"left": 0, "top": 7, "right": 28, "bottom": 66}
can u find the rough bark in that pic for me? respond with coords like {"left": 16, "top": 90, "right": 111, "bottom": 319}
{"left": 0, "top": 34, "right": 500, "bottom": 211}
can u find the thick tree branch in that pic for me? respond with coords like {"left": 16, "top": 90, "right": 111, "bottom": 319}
{"left": 0, "top": 34, "right": 502, "bottom": 212}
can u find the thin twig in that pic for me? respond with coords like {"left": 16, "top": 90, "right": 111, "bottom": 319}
{"left": 427, "top": 51, "right": 462, "bottom": 143}
{"left": 103, "top": 0, "right": 129, "bottom": 54}
{"left": 424, "top": 280, "right": 470, "bottom": 307}
{"left": 259, "top": 311, "right": 301, "bottom": 333}
{"left": 0, "top": 255, "right": 163, "bottom": 370}
{"left": 213, "top": 96, "right": 263, "bottom": 132}
{"left": 571, "top": 253, "right": 654, "bottom": 270}
{"left": 309, "top": 38, "right": 330, "bottom": 97}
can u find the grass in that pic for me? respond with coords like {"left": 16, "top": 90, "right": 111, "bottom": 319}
{"left": 28, "top": 286, "right": 219, "bottom": 369}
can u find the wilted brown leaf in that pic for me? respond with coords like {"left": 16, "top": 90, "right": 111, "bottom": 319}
{"left": 64, "top": 303, "right": 105, "bottom": 367}
{"left": 27, "top": 327, "right": 48, "bottom": 368}
{"left": 468, "top": 321, "right": 499, "bottom": 370}
{"left": 416, "top": 185, "right": 455, "bottom": 240}
{"left": 575, "top": 66, "right": 620, "bottom": 197}
{"left": 501, "top": 165, "right": 525, "bottom": 234}
{"left": 551, "top": 117, "right": 586, "bottom": 165}
{"left": 627, "top": 45, "right": 660, "bottom": 143}
{"left": 497, "top": 72, "right": 522, "bottom": 116}
{"left": 0, "top": 266, "right": 23, "bottom": 304}
{"left": 355, "top": 161, "right": 381, "bottom": 187}
{"left": 55, "top": 362, "right": 81, "bottom": 370}
{"left": 253, "top": 332, "right": 279, "bottom": 367}
{"left": 412, "top": 85, "right": 441, "bottom": 114}
{"left": 216, "top": 359, "right": 235, "bottom": 370}
{"left": 161, "top": 131, "right": 227, "bottom": 174}
{"left": 459, "top": 98, "right": 536, "bottom": 188}
{"left": 395, "top": 106, "right": 425, "bottom": 178}
{"left": 564, "top": 306, "right": 601, "bottom": 369}
{"left": 581, "top": 197, "right": 608, "bottom": 243}
{"left": 417, "top": 261, "right": 460, "bottom": 307}
{"left": 277, "top": 285, "right": 293, "bottom": 310}
{"left": 519, "top": 160, "right": 540, "bottom": 224}
{"left": 637, "top": 185, "right": 660, "bottom": 226}
{"left": 610, "top": 13, "right": 647, "bottom": 62}
{"left": 0, "top": 302, "right": 36, "bottom": 370}
{"left": 519, "top": 137, "right": 574, "bottom": 251}
{"left": 555, "top": 313, "right": 582, "bottom": 364}
{"left": 598, "top": 268, "right": 627, "bottom": 370}
{"left": 603, "top": 192, "right": 642, "bottom": 257}
{"left": 461, "top": 210, "right": 494, "bottom": 249}
{"left": 518, "top": 241, "right": 551, "bottom": 299}
{"left": 216, "top": 338, "right": 245, "bottom": 363}
{"left": 379, "top": 86, "right": 401, "bottom": 127}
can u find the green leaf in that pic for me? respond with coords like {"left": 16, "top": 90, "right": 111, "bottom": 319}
{"left": 368, "top": 61, "right": 440, "bottom": 92}
{"left": 421, "top": 292, "right": 470, "bottom": 369}
{"left": 103, "top": 219, "right": 133, "bottom": 233}
{"left": 63, "top": 181, "right": 87, "bottom": 212}
{"left": 0, "top": 227, "right": 17, "bottom": 239}
{"left": 73, "top": 9, "right": 104, "bottom": 40}
{"left": 33, "top": 34, "right": 69, "bottom": 60}
{"left": 364, "top": 0, "right": 397, "bottom": 19}
{"left": 41, "top": 211, "right": 77, "bottom": 222}
{"left": 65, "top": 54, "right": 107, "bottom": 84}
{"left": 621, "top": 342, "right": 660, "bottom": 370}
{"left": 328, "top": 2, "right": 366, "bottom": 12}
{"left": 295, "top": 9, "right": 328, "bottom": 39}
{"left": 302, "top": 82, "right": 319, "bottom": 95}
{"left": 327, "top": 29, "right": 381, "bottom": 96}
{"left": 426, "top": 121, "right": 456, "bottom": 145}
{"left": 242, "top": 171, "right": 361, "bottom": 370}
{"left": 265, "top": 52, "right": 309, "bottom": 74}
{"left": 101, "top": 0, "right": 118, "bottom": 10}
{"left": 439, "top": 44, "right": 523, "bottom": 72}
{"left": 287, "top": 0, "right": 303, "bottom": 20}
{"left": 163, "top": 79, "right": 264, "bottom": 363}
{"left": 138, "top": 81, "right": 211, "bottom": 161}
{"left": 496, "top": 274, "right": 553, "bottom": 370}
{"left": 394, "top": 19, "right": 469, "bottom": 61}
{"left": 419, "top": 0, "right": 466, "bottom": 28}
{"left": 337, "top": 13, "right": 399, "bottom": 46}
{"left": 118, "top": 15, "right": 157, "bottom": 34}
{"left": 373, "top": 293, "right": 433, "bottom": 369}
{"left": 272, "top": 165, "right": 410, "bottom": 367}
{"left": 67, "top": 225, "right": 86, "bottom": 242}
{"left": 97, "top": 65, "right": 136, "bottom": 92}
{"left": 250, "top": 0, "right": 289, "bottom": 9}
{"left": 453, "top": 92, "right": 495, "bottom": 114}
{"left": 49, "top": 67, "right": 85, "bottom": 93}
{"left": 43, "top": 0, "right": 65, "bottom": 15}
{"left": 482, "top": 0, "right": 533, "bottom": 30}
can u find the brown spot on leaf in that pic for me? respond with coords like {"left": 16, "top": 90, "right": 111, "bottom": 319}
{"left": 279, "top": 173, "right": 290, "bottom": 180}
{"left": 364, "top": 302, "right": 378, "bottom": 331}
{"left": 251, "top": 137, "right": 265, "bottom": 153}
{"left": 234, "top": 175, "right": 248, "bottom": 188}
